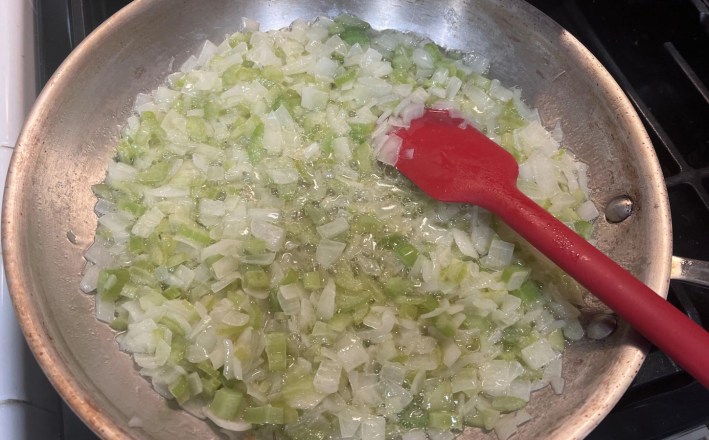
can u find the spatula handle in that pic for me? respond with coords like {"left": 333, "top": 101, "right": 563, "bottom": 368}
{"left": 492, "top": 187, "right": 709, "bottom": 389}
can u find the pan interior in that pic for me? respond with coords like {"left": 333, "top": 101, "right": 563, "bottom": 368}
{"left": 4, "top": 1, "right": 670, "bottom": 439}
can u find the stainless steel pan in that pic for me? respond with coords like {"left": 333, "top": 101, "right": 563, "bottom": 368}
{"left": 4, "top": 0, "right": 702, "bottom": 438}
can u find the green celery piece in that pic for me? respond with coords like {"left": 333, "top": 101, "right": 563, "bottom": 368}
{"left": 442, "top": 260, "right": 467, "bottom": 284}
{"left": 425, "top": 380, "right": 454, "bottom": 411}
{"left": 166, "top": 253, "right": 189, "bottom": 268}
{"left": 201, "top": 375, "right": 222, "bottom": 397}
{"left": 109, "top": 315, "right": 128, "bottom": 331}
{"left": 244, "top": 269, "right": 270, "bottom": 289}
{"left": 198, "top": 359, "right": 221, "bottom": 378}
{"left": 434, "top": 314, "right": 458, "bottom": 338}
{"left": 384, "top": 277, "right": 412, "bottom": 297}
{"left": 168, "top": 375, "right": 192, "bottom": 405}
{"left": 497, "top": 100, "right": 526, "bottom": 134}
{"left": 187, "top": 116, "right": 209, "bottom": 142}
{"left": 335, "top": 290, "right": 368, "bottom": 313}
{"left": 333, "top": 263, "right": 364, "bottom": 292}
{"left": 209, "top": 388, "right": 244, "bottom": 420}
{"left": 204, "top": 100, "right": 220, "bottom": 120}
{"left": 280, "top": 268, "right": 299, "bottom": 286}
{"left": 284, "top": 414, "right": 332, "bottom": 440}
{"left": 273, "top": 89, "right": 301, "bottom": 113}
{"left": 177, "top": 223, "right": 214, "bottom": 246}
{"left": 379, "top": 234, "right": 419, "bottom": 267}
{"left": 243, "top": 238, "right": 266, "bottom": 255}
{"left": 399, "top": 398, "right": 428, "bottom": 429}
{"left": 391, "top": 46, "right": 413, "bottom": 70}
{"left": 501, "top": 323, "right": 532, "bottom": 351}
{"left": 302, "top": 271, "right": 322, "bottom": 290}
{"left": 327, "top": 313, "right": 353, "bottom": 332}
{"left": 228, "top": 32, "right": 250, "bottom": 48}
{"left": 501, "top": 264, "right": 528, "bottom": 282}
{"left": 168, "top": 336, "right": 187, "bottom": 363}
{"left": 399, "top": 303, "right": 419, "bottom": 321}
{"left": 244, "top": 405, "right": 285, "bottom": 424}
{"left": 161, "top": 316, "right": 187, "bottom": 338}
{"left": 265, "top": 332, "right": 287, "bottom": 372}
{"left": 117, "top": 199, "right": 146, "bottom": 217}
{"left": 348, "top": 123, "right": 375, "bottom": 144}
{"left": 352, "top": 213, "right": 384, "bottom": 235}
{"left": 334, "top": 14, "right": 371, "bottom": 30}
{"left": 128, "top": 264, "right": 157, "bottom": 286}
{"left": 511, "top": 280, "right": 542, "bottom": 305}
{"left": 162, "top": 286, "right": 182, "bottom": 300}
{"left": 283, "top": 407, "right": 299, "bottom": 424}
{"left": 574, "top": 220, "right": 593, "bottom": 239}
{"left": 352, "top": 303, "right": 370, "bottom": 324}
{"left": 419, "top": 294, "right": 439, "bottom": 314}
{"left": 294, "top": 160, "right": 315, "bottom": 185}
{"left": 548, "top": 328, "right": 565, "bottom": 351}
{"left": 248, "top": 122, "right": 265, "bottom": 164}
{"left": 334, "top": 68, "right": 357, "bottom": 87}
{"left": 491, "top": 396, "right": 526, "bottom": 412}
{"left": 340, "top": 27, "right": 370, "bottom": 46}
{"left": 91, "top": 183, "right": 114, "bottom": 201}
{"left": 261, "top": 65, "right": 286, "bottom": 83}
{"left": 353, "top": 141, "right": 373, "bottom": 175}
{"left": 304, "top": 205, "right": 327, "bottom": 226}
{"left": 394, "top": 241, "right": 419, "bottom": 267}
{"left": 423, "top": 42, "right": 444, "bottom": 63}
{"left": 97, "top": 268, "right": 130, "bottom": 301}
{"left": 116, "top": 138, "right": 140, "bottom": 164}
{"left": 428, "top": 411, "right": 463, "bottom": 431}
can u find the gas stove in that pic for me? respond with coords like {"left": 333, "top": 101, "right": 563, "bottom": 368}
{"left": 1, "top": 0, "right": 708, "bottom": 439}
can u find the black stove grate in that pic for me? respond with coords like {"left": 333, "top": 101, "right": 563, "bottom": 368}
{"left": 36, "top": 1, "right": 709, "bottom": 439}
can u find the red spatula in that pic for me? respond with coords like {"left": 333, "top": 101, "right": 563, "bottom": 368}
{"left": 395, "top": 109, "right": 709, "bottom": 388}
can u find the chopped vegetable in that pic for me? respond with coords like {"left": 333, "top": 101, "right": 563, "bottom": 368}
{"left": 83, "top": 14, "right": 597, "bottom": 440}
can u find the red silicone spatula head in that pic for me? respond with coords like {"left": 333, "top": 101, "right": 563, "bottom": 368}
{"left": 393, "top": 108, "right": 709, "bottom": 389}
{"left": 395, "top": 109, "right": 520, "bottom": 208}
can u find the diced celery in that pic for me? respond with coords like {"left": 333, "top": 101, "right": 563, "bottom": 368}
{"left": 273, "top": 89, "right": 301, "bottom": 113}
{"left": 279, "top": 268, "right": 299, "bottom": 286}
{"left": 248, "top": 122, "right": 265, "bottom": 164}
{"left": 442, "top": 260, "right": 468, "bottom": 284}
{"left": 428, "top": 411, "right": 462, "bottom": 431}
{"left": 383, "top": 277, "right": 411, "bottom": 298}
{"left": 423, "top": 42, "right": 444, "bottom": 63}
{"left": 340, "top": 27, "right": 370, "bottom": 45}
{"left": 177, "top": 223, "right": 213, "bottom": 246}
{"left": 399, "top": 303, "right": 419, "bottom": 321}
{"left": 169, "top": 375, "right": 192, "bottom": 405}
{"left": 434, "top": 314, "right": 458, "bottom": 338}
{"left": 334, "top": 68, "right": 357, "bottom": 87}
{"left": 348, "top": 123, "right": 375, "bottom": 144}
{"left": 491, "top": 396, "right": 527, "bottom": 412}
{"left": 511, "top": 280, "right": 542, "bottom": 305}
{"left": 97, "top": 268, "right": 130, "bottom": 302}
{"left": 497, "top": 101, "right": 526, "bottom": 134}
{"left": 302, "top": 271, "right": 322, "bottom": 290}
{"left": 265, "top": 332, "right": 287, "bottom": 372}
{"left": 244, "top": 269, "right": 270, "bottom": 289}
{"left": 245, "top": 405, "right": 285, "bottom": 425}
{"left": 209, "top": 388, "right": 244, "bottom": 420}
{"left": 425, "top": 380, "right": 454, "bottom": 411}
{"left": 399, "top": 401, "right": 428, "bottom": 429}
{"left": 574, "top": 220, "right": 593, "bottom": 239}
{"left": 419, "top": 295, "right": 440, "bottom": 314}
{"left": 117, "top": 199, "right": 146, "bottom": 217}
{"left": 548, "top": 328, "right": 565, "bottom": 351}
{"left": 352, "top": 213, "right": 384, "bottom": 235}
{"left": 187, "top": 116, "right": 208, "bottom": 142}
{"left": 327, "top": 313, "right": 353, "bottom": 332}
